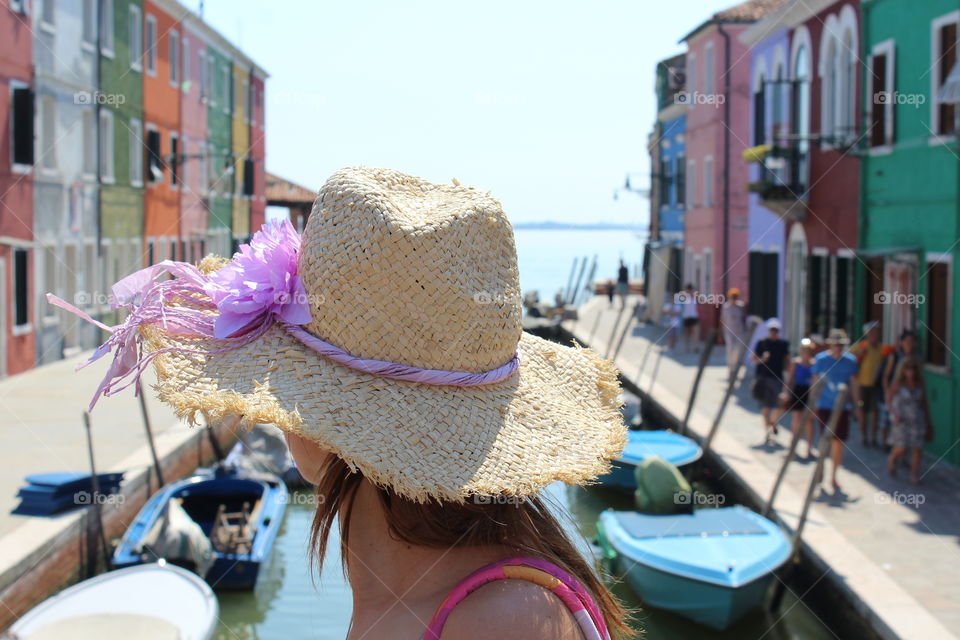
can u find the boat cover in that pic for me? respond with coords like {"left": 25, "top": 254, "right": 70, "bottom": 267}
{"left": 615, "top": 509, "right": 768, "bottom": 539}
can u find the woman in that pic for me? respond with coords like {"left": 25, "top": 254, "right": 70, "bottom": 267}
{"left": 783, "top": 338, "right": 816, "bottom": 458}
{"left": 887, "top": 359, "right": 932, "bottom": 484}
{"left": 51, "top": 168, "right": 630, "bottom": 639}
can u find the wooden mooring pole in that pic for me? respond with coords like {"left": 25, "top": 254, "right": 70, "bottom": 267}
{"left": 679, "top": 328, "right": 717, "bottom": 437}
{"left": 701, "top": 318, "right": 760, "bottom": 455}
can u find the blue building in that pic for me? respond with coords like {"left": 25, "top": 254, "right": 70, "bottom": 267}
{"left": 658, "top": 111, "right": 686, "bottom": 246}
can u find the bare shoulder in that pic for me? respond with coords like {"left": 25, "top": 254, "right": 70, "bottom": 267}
{"left": 440, "top": 578, "right": 585, "bottom": 640}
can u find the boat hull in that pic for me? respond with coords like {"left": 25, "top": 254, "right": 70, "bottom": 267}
{"left": 597, "top": 430, "right": 702, "bottom": 491}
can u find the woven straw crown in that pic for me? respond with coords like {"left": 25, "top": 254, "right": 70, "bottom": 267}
{"left": 301, "top": 168, "right": 522, "bottom": 373}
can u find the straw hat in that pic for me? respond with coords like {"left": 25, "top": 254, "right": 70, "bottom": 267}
{"left": 140, "top": 168, "right": 626, "bottom": 502}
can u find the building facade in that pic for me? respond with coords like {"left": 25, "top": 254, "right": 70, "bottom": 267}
{"left": 0, "top": 0, "right": 35, "bottom": 376}
{"left": 859, "top": 0, "right": 960, "bottom": 464}
{"left": 179, "top": 15, "right": 209, "bottom": 262}
{"left": 205, "top": 43, "right": 232, "bottom": 256}
{"left": 249, "top": 70, "right": 266, "bottom": 230}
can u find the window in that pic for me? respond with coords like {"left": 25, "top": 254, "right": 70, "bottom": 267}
{"left": 11, "top": 85, "right": 34, "bottom": 168}
{"left": 41, "top": 0, "right": 54, "bottom": 31}
{"left": 40, "top": 96, "right": 56, "bottom": 170}
{"left": 869, "top": 40, "right": 895, "bottom": 148}
{"left": 100, "top": 0, "right": 114, "bottom": 55}
{"left": 772, "top": 63, "right": 786, "bottom": 142}
{"left": 206, "top": 143, "right": 216, "bottom": 194}
{"left": 145, "top": 14, "right": 157, "bottom": 75}
{"left": 703, "top": 156, "right": 714, "bottom": 207}
{"left": 180, "top": 135, "right": 188, "bottom": 186}
{"left": 704, "top": 43, "right": 715, "bottom": 96}
{"left": 170, "top": 134, "right": 179, "bottom": 187}
{"left": 99, "top": 110, "right": 115, "bottom": 182}
{"left": 222, "top": 64, "right": 230, "bottom": 113}
{"left": 129, "top": 5, "right": 142, "bottom": 71}
{"left": 792, "top": 37, "right": 812, "bottom": 186}
{"left": 208, "top": 55, "right": 217, "bottom": 106}
{"left": 659, "top": 158, "right": 670, "bottom": 207}
{"left": 199, "top": 140, "right": 208, "bottom": 194}
{"left": 170, "top": 30, "right": 180, "bottom": 87}
{"left": 686, "top": 160, "right": 696, "bottom": 207}
{"left": 933, "top": 12, "right": 959, "bottom": 136}
{"left": 822, "top": 36, "right": 838, "bottom": 140}
{"left": 675, "top": 155, "right": 685, "bottom": 207}
{"left": 129, "top": 118, "right": 143, "bottom": 186}
{"left": 82, "top": 0, "right": 96, "bottom": 46}
{"left": 243, "top": 157, "right": 254, "bottom": 197}
{"left": 926, "top": 257, "right": 951, "bottom": 367}
{"left": 702, "top": 249, "right": 713, "bottom": 298}
{"left": 82, "top": 110, "right": 96, "bottom": 177}
{"left": 13, "top": 248, "right": 29, "bottom": 328}
{"left": 9, "top": 0, "right": 26, "bottom": 14}
{"left": 182, "top": 38, "right": 190, "bottom": 87}
{"left": 754, "top": 72, "right": 766, "bottom": 145}
{"left": 146, "top": 127, "right": 161, "bottom": 184}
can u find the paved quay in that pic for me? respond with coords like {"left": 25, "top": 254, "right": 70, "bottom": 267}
{"left": 565, "top": 295, "right": 959, "bottom": 640}
{"left": 0, "top": 351, "right": 234, "bottom": 629}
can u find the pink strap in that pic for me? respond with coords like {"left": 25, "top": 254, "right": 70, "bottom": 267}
{"left": 421, "top": 557, "right": 610, "bottom": 640}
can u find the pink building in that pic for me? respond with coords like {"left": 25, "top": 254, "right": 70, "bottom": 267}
{"left": 179, "top": 17, "right": 209, "bottom": 262}
{"left": 681, "top": 0, "right": 788, "bottom": 333}
{"left": 0, "top": 0, "right": 35, "bottom": 376}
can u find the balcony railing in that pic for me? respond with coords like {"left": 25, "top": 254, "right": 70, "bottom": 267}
{"left": 743, "top": 144, "right": 808, "bottom": 221}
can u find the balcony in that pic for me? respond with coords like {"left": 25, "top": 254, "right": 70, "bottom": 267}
{"left": 743, "top": 144, "right": 809, "bottom": 222}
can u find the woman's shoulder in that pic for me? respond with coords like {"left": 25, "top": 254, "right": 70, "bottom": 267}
{"left": 440, "top": 577, "right": 585, "bottom": 640}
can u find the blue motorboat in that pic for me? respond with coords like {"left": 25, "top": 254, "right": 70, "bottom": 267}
{"left": 113, "top": 467, "right": 288, "bottom": 590}
{"left": 597, "top": 430, "right": 702, "bottom": 490}
{"left": 597, "top": 506, "right": 791, "bottom": 630}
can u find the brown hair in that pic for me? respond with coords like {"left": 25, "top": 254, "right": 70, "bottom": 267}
{"left": 894, "top": 358, "right": 922, "bottom": 386}
{"left": 309, "top": 457, "right": 632, "bottom": 638}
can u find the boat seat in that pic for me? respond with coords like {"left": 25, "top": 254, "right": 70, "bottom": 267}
{"left": 210, "top": 499, "right": 262, "bottom": 554}
{"left": 633, "top": 456, "right": 693, "bottom": 515}
{"left": 614, "top": 509, "right": 769, "bottom": 539}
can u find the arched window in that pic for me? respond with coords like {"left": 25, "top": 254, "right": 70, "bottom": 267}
{"left": 792, "top": 37, "right": 811, "bottom": 188}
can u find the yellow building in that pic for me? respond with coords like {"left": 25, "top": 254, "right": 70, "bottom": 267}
{"left": 231, "top": 61, "right": 251, "bottom": 241}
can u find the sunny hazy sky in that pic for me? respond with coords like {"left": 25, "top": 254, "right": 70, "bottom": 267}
{"left": 183, "top": 0, "right": 737, "bottom": 225}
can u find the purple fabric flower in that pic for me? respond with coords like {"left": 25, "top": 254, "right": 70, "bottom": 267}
{"left": 204, "top": 219, "right": 312, "bottom": 338}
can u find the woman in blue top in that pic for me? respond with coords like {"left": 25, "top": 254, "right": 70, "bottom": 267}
{"left": 784, "top": 338, "right": 816, "bottom": 458}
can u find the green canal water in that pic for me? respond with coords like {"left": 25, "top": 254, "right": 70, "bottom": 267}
{"left": 215, "top": 484, "right": 833, "bottom": 639}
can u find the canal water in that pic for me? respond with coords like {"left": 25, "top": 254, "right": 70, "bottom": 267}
{"left": 216, "top": 483, "right": 833, "bottom": 639}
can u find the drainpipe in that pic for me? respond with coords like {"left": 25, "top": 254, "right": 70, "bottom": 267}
{"left": 719, "top": 23, "right": 732, "bottom": 311}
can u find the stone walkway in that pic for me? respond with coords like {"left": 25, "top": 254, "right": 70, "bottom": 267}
{"left": 565, "top": 295, "right": 960, "bottom": 640}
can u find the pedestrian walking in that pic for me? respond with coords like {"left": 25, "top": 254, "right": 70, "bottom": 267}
{"left": 616, "top": 260, "right": 629, "bottom": 308}
{"left": 784, "top": 338, "right": 816, "bottom": 458}
{"left": 811, "top": 328, "right": 863, "bottom": 493}
{"left": 720, "top": 288, "right": 747, "bottom": 382}
{"left": 850, "top": 321, "right": 893, "bottom": 447}
{"left": 605, "top": 279, "right": 615, "bottom": 306}
{"left": 887, "top": 359, "right": 932, "bottom": 484}
{"left": 679, "top": 283, "right": 701, "bottom": 353}
{"left": 750, "top": 319, "right": 789, "bottom": 443}
{"left": 662, "top": 294, "right": 681, "bottom": 351}
{"left": 881, "top": 329, "right": 920, "bottom": 450}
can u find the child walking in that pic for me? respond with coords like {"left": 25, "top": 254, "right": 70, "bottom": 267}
{"left": 887, "top": 360, "right": 932, "bottom": 484}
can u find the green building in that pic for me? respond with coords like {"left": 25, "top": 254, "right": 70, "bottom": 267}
{"left": 859, "top": 0, "right": 960, "bottom": 463}
{"left": 99, "top": 0, "right": 145, "bottom": 285}
{"left": 206, "top": 44, "right": 233, "bottom": 257}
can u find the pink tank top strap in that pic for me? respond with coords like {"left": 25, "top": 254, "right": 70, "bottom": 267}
{"left": 421, "top": 556, "right": 611, "bottom": 640}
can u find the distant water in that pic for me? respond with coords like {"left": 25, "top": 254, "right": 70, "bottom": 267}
{"left": 513, "top": 229, "right": 648, "bottom": 303}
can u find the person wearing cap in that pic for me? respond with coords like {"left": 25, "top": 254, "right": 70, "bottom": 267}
{"left": 849, "top": 321, "right": 892, "bottom": 447}
{"left": 750, "top": 319, "right": 790, "bottom": 443}
{"left": 811, "top": 328, "right": 863, "bottom": 492}
{"left": 50, "top": 168, "right": 629, "bottom": 639}
{"left": 720, "top": 288, "right": 747, "bottom": 382}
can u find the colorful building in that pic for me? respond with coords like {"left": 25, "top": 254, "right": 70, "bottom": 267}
{"left": 644, "top": 53, "right": 686, "bottom": 323}
{"left": 859, "top": 0, "right": 960, "bottom": 464}
{"left": 205, "top": 43, "right": 232, "bottom": 257}
{"left": 249, "top": 70, "right": 267, "bottom": 230}
{"left": 681, "top": 0, "right": 784, "bottom": 332}
{"left": 143, "top": 0, "right": 190, "bottom": 264}
{"left": 0, "top": 0, "right": 34, "bottom": 376}
{"left": 179, "top": 14, "right": 209, "bottom": 262}
{"left": 230, "top": 60, "right": 249, "bottom": 243}
{"left": 32, "top": 0, "right": 103, "bottom": 363}
{"left": 740, "top": 20, "right": 790, "bottom": 324}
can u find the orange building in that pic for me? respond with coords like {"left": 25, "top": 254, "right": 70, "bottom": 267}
{"left": 143, "top": 0, "right": 190, "bottom": 264}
